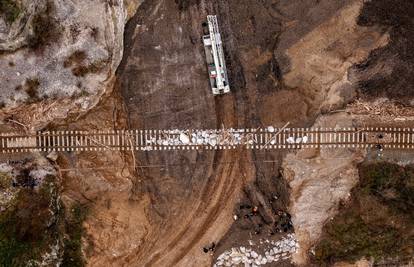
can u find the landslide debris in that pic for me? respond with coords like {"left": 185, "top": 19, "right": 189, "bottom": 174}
{"left": 311, "top": 162, "right": 414, "bottom": 266}
{"left": 283, "top": 112, "right": 367, "bottom": 265}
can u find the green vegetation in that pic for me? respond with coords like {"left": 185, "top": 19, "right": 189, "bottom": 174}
{"left": 359, "top": 162, "right": 414, "bottom": 217}
{"left": 0, "top": 171, "right": 12, "bottom": 189}
{"left": 0, "top": 175, "right": 60, "bottom": 266}
{"left": 61, "top": 203, "right": 88, "bottom": 267}
{"left": 0, "top": 0, "right": 21, "bottom": 24}
{"left": 313, "top": 162, "right": 414, "bottom": 265}
{"left": 0, "top": 165, "right": 89, "bottom": 267}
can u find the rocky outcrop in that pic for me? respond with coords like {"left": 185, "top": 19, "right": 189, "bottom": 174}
{"left": 0, "top": 0, "right": 47, "bottom": 51}
{"left": 0, "top": 0, "right": 142, "bottom": 129}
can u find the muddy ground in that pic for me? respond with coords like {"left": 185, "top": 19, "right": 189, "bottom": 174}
{"left": 114, "top": 0, "right": 392, "bottom": 266}
{"left": 88, "top": 0, "right": 414, "bottom": 265}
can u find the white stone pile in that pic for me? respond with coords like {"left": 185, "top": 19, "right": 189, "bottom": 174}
{"left": 214, "top": 234, "right": 298, "bottom": 267}
{"left": 286, "top": 136, "right": 308, "bottom": 144}
{"left": 146, "top": 129, "right": 253, "bottom": 148}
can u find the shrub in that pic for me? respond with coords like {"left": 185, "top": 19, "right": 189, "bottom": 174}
{"left": 61, "top": 203, "right": 88, "bottom": 267}
{"left": 24, "top": 78, "right": 40, "bottom": 101}
{"left": 63, "top": 51, "right": 87, "bottom": 68}
{"left": 0, "top": 0, "right": 21, "bottom": 23}
{"left": 28, "top": 1, "right": 61, "bottom": 49}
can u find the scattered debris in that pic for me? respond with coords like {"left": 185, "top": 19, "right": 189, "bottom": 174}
{"left": 214, "top": 234, "right": 298, "bottom": 266}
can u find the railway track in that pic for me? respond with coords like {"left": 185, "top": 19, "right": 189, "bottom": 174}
{"left": 1, "top": 127, "right": 414, "bottom": 154}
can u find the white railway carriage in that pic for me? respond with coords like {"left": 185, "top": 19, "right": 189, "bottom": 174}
{"left": 202, "top": 15, "right": 230, "bottom": 95}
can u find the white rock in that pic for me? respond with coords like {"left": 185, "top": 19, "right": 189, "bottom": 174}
{"left": 295, "top": 137, "right": 302, "bottom": 143}
{"left": 286, "top": 137, "right": 295, "bottom": 143}
{"left": 208, "top": 138, "right": 217, "bottom": 147}
{"left": 267, "top": 126, "right": 275, "bottom": 132}
{"left": 179, "top": 133, "right": 190, "bottom": 144}
{"left": 46, "top": 151, "right": 58, "bottom": 161}
{"left": 251, "top": 251, "right": 258, "bottom": 258}
{"left": 261, "top": 258, "right": 267, "bottom": 264}
{"left": 232, "top": 256, "right": 242, "bottom": 264}
{"left": 302, "top": 136, "right": 308, "bottom": 143}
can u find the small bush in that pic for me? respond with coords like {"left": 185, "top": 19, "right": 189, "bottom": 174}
{"left": 0, "top": 0, "right": 21, "bottom": 23}
{"left": 71, "top": 60, "right": 106, "bottom": 77}
{"left": 0, "top": 175, "right": 60, "bottom": 266}
{"left": 28, "top": 1, "right": 61, "bottom": 49}
{"left": 0, "top": 172, "right": 12, "bottom": 189}
{"left": 61, "top": 203, "right": 88, "bottom": 267}
{"left": 24, "top": 78, "right": 40, "bottom": 101}
{"left": 64, "top": 51, "right": 87, "bottom": 68}
{"left": 313, "top": 162, "right": 414, "bottom": 265}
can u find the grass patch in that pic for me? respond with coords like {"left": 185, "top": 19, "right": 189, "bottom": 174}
{"left": 312, "top": 162, "right": 414, "bottom": 265}
{"left": 0, "top": 0, "right": 21, "bottom": 24}
{"left": 61, "top": 203, "right": 88, "bottom": 267}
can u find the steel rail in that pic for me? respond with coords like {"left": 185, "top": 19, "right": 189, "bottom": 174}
{"left": 1, "top": 127, "right": 413, "bottom": 154}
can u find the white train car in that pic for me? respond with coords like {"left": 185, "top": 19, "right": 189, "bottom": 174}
{"left": 202, "top": 15, "right": 230, "bottom": 95}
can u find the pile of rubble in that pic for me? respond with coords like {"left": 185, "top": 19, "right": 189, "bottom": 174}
{"left": 214, "top": 234, "right": 298, "bottom": 266}
{"left": 143, "top": 127, "right": 309, "bottom": 149}
{"left": 144, "top": 129, "right": 256, "bottom": 149}
{"left": 347, "top": 98, "right": 414, "bottom": 120}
